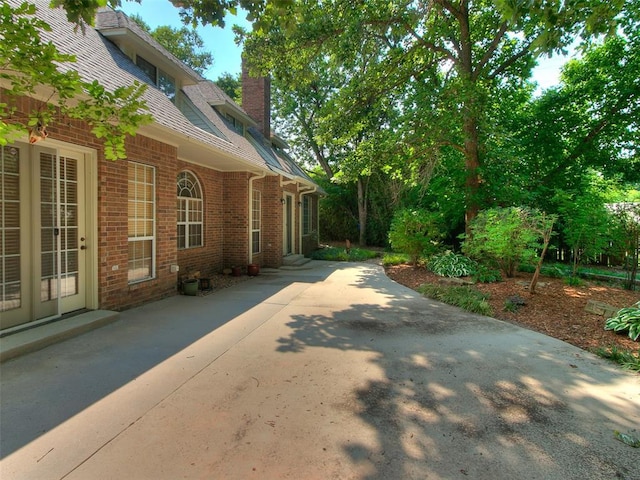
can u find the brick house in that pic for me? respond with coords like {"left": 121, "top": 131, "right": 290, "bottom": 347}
{"left": 0, "top": 1, "right": 321, "bottom": 331}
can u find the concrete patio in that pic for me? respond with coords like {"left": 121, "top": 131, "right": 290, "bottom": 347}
{"left": 1, "top": 261, "right": 639, "bottom": 479}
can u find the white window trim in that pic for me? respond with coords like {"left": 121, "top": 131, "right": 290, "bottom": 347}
{"left": 303, "top": 196, "right": 312, "bottom": 235}
{"left": 177, "top": 171, "right": 203, "bottom": 250}
{"left": 128, "top": 162, "right": 156, "bottom": 284}
{"left": 251, "top": 189, "right": 261, "bottom": 255}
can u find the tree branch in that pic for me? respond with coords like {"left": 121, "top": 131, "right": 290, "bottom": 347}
{"left": 474, "top": 21, "right": 509, "bottom": 79}
{"left": 487, "top": 40, "right": 534, "bottom": 79}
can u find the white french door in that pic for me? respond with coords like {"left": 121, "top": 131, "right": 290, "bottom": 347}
{"left": 1, "top": 143, "right": 88, "bottom": 329}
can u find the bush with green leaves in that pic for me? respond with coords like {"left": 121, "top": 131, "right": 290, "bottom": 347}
{"left": 604, "top": 301, "right": 640, "bottom": 341}
{"left": 418, "top": 284, "right": 492, "bottom": 316}
{"left": 461, "top": 207, "right": 542, "bottom": 278}
{"left": 310, "top": 246, "right": 378, "bottom": 262}
{"left": 472, "top": 264, "right": 502, "bottom": 283}
{"left": 428, "top": 251, "right": 477, "bottom": 277}
{"left": 388, "top": 209, "right": 443, "bottom": 266}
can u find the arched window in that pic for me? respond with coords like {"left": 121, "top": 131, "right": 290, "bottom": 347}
{"left": 177, "top": 171, "right": 203, "bottom": 249}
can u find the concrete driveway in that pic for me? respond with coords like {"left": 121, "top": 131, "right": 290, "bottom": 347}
{"left": 1, "top": 262, "right": 639, "bottom": 479}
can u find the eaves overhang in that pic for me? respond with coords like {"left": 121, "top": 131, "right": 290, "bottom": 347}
{"left": 137, "top": 122, "right": 273, "bottom": 175}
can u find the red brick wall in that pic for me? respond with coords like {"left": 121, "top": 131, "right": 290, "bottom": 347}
{"left": 4, "top": 91, "right": 180, "bottom": 311}
{"left": 4, "top": 90, "right": 320, "bottom": 314}
{"left": 241, "top": 64, "right": 271, "bottom": 139}
{"left": 99, "top": 135, "right": 178, "bottom": 311}
{"left": 223, "top": 172, "right": 251, "bottom": 267}
{"left": 176, "top": 162, "right": 224, "bottom": 279}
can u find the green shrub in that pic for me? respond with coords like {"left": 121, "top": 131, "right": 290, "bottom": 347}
{"left": 382, "top": 253, "right": 410, "bottom": 266}
{"left": 428, "top": 251, "right": 477, "bottom": 277}
{"left": 518, "top": 263, "right": 569, "bottom": 278}
{"left": 604, "top": 301, "right": 640, "bottom": 341}
{"left": 593, "top": 346, "right": 640, "bottom": 371}
{"left": 472, "top": 264, "right": 502, "bottom": 283}
{"left": 564, "top": 276, "right": 584, "bottom": 286}
{"left": 310, "top": 246, "right": 378, "bottom": 262}
{"left": 461, "top": 206, "right": 542, "bottom": 278}
{"left": 418, "top": 284, "right": 492, "bottom": 316}
{"left": 388, "top": 209, "right": 444, "bottom": 266}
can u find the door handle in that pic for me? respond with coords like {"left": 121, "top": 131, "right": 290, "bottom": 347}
{"left": 80, "top": 245, "right": 87, "bottom": 250}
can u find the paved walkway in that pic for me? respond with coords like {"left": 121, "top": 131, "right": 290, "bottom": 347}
{"left": 1, "top": 261, "right": 639, "bottom": 479}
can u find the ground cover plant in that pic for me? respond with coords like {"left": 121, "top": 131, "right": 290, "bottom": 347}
{"left": 310, "top": 246, "right": 379, "bottom": 262}
{"left": 428, "top": 251, "right": 477, "bottom": 278}
{"left": 382, "top": 253, "right": 410, "bottom": 267}
{"left": 418, "top": 284, "right": 492, "bottom": 316}
{"left": 605, "top": 301, "right": 640, "bottom": 341}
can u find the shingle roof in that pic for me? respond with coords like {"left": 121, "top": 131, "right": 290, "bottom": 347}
{"left": 183, "top": 81, "right": 316, "bottom": 184}
{"left": 95, "top": 8, "right": 204, "bottom": 83}
{"left": 16, "top": 0, "right": 318, "bottom": 186}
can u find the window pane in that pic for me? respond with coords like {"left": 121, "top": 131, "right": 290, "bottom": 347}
{"left": 177, "top": 224, "right": 186, "bottom": 249}
{"left": 158, "top": 70, "right": 176, "bottom": 102}
{"left": 2, "top": 146, "right": 21, "bottom": 311}
{"left": 136, "top": 55, "right": 157, "bottom": 83}
{"left": 176, "top": 171, "right": 203, "bottom": 249}
{"left": 128, "top": 163, "right": 155, "bottom": 282}
{"left": 252, "top": 231, "right": 260, "bottom": 254}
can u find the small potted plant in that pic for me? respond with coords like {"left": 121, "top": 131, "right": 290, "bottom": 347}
{"left": 247, "top": 264, "right": 260, "bottom": 276}
{"left": 182, "top": 278, "right": 199, "bottom": 296}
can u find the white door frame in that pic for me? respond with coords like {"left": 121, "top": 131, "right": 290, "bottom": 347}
{"left": 282, "top": 192, "right": 295, "bottom": 256}
{"left": 0, "top": 140, "right": 97, "bottom": 330}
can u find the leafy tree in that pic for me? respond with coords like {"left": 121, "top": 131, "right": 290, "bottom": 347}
{"left": 554, "top": 183, "right": 617, "bottom": 279}
{"left": 461, "top": 207, "right": 543, "bottom": 278}
{"left": 609, "top": 203, "right": 640, "bottom": 290}
{"left": 240, "top": 0, "right": 625, "bottom": 233}
{"left": 129, "top": 14, "right": 213, "bottom": 75}
{"left": 527, "top": 211, "right": 557, "bottom": 293}
{"left": 48, "top": 0, "right": 291, "bottom": 30}
{"left": 215, "top": 72, "right": 241, "bottom": 102}
{"left": 388, "top": 209, "right": 443, "bottom": 267}
{"left": 1, "top": 1, "right": 152, "bottom": 159}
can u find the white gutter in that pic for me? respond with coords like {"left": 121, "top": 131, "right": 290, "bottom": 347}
{"left": 248, "top": 171, "right": 267, "bottom": 264}
{"left": 298, "top": 185, "right": 318, "bottom": 254}
{"left": 280, "top": 175, "right": 296, "bottom": 187}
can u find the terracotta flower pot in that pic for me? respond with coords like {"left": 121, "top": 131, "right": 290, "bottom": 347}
{"left": 247, "top": 264, "right": 260, "bottom": 276}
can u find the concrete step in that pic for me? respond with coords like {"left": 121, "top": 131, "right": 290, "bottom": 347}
{"left": 0, "top": 310, "right": 119, "bottom": 363}
{"left": 282, "top": 254, "right": 311, "bottom": 267}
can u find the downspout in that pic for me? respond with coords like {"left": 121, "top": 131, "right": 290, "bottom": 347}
{"left": 298, "top": 186, "right": 317, "bottom": 255}
{"left": 248, "top": 172, "right": 266, "bottom": 265}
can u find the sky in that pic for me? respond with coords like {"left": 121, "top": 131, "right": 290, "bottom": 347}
{"left": 120, "top": 0, "right": 251, "bottom": 80}
{"left": 120, "top": 0, "right": 571, "bottom": 90}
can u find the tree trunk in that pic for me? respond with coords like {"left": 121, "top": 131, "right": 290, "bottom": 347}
{"left": 357, "top": 176, "right": 368, "bottom": 246}
{"left": 463, "top": 112, "right": 481, "bottom": 234}
{"left": 529, "top": 217, "right": 556, "bottom": 294}
{"left": 458, "top": 2, "right": 481, "bottom": 235}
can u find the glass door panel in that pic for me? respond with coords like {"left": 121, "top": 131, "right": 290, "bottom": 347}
{"left": 1, "top": 145, "right": 26, "bottom": 328}
{"left": 35, "top": 148, "right": 86, "bottom": 319}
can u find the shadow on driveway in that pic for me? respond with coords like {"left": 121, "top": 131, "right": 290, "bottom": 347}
{"left": 275, "top": 265, "right": 639, "bottom": 479}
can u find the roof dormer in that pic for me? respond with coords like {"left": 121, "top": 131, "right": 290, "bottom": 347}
{"left": 95, "top": 8, "right": 203, "bottom": 102}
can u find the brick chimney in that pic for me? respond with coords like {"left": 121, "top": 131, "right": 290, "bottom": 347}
{"left": 241, "top": 57, "right": 271, "bottom": 140}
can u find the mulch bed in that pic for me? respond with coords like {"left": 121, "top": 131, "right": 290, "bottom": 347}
{"left": 385, "top": 264, "right": 640, "bottom": 353}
